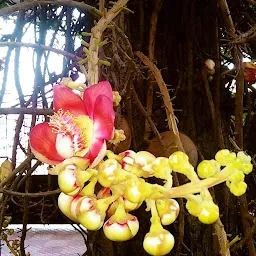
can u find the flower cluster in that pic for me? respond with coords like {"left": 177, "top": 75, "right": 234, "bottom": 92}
{"left": 29, "top": 80, "right": 253, "bottom": 256}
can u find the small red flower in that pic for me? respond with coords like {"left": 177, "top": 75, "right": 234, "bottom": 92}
{"left": 30, "top": 81, "right": 115, "bottom": 167}
{"left": 243, "top": 62, "right": 256, "bottom": 84}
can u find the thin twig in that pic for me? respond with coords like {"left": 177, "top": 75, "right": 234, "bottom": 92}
{"left": 0, "top": 107, "right": 54, "bottom": 115}
{"left": 0, "top": 41, "right": 79, "bottom": 61}
{"left": 0, "top": 188, "right": 61, "bottom": 197}
{"left": 0, "top": 0, "right": 98, "bottom": 17}
{"left": 87, "top": 0, "right": 129, "bottom": 85}
{"left": 135, "top": 51, "right": 184, "bottom": 152}
{"left": 144, "top": 0, "right": 162, "bottom": 141}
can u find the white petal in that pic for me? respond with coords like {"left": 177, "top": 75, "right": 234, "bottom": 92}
{"left": 56, "top": 134, "right": 74, "bottom": 158}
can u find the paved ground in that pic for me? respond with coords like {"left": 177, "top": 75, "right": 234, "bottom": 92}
{"left": 0, "top": 224, "right": 87, "bottom": 256}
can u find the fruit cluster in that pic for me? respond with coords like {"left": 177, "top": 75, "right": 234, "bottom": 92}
{"left": 57, "top": 149, "right": 253, "bottom": 256}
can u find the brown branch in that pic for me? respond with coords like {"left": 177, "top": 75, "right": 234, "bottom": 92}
{"left": 0, "top": 107, "right": 54, "bottom": 115}
{"left": 0, "top": 0, "right": 98, "bottom": 17}
{"left": 0, "top": 188, "right": 61, "bottom": 198}
{"left": 234, "top": 49, "right": 245, "bottom": 149}
{"left": 214, "top": 24, "right": 225, "bottom": 149}
{"left": 217, "top": 0, "right": 235, "bottom": 37}
{"left": 148, "top": 0, "right": 162, "bottom": 61}
{"left": 231, "top": 218, "right": 256, "bottom": 253}
{"left": 16, "top": 161, "right": 42, "bottom": 191}
{"left": 99, "top": 0, "right": 106, "bottom": 14}
{"left": 135, "top": 51, "right": 184, "bottom": 152}
{"left": 12, "top": 114, "right": 25, "bottom": 167}
{"left": 202, "top": 68, "right": 217, "bottom": 132}
{"left": 0, "top": 41, "right": 79, "bottom": 61}
{"left": 131, "top": 84, "right": 163, "bottom": 142}
{"left": 87, "top": 0, "right": 129, "bottom": 85}
{"left": 20, "top": 173, "right": 30, "bottom": 255}
{"left": 234, "top": 25, "right": 256, "bottom": 44}
{"left": 235, "top": 32, "right": 256, "bottom": 44}
{"left": 212, "top": 219, "right": 230, "bottom": 256}
{"left": 144, "top": 0, "right": 162, "bottom": 141}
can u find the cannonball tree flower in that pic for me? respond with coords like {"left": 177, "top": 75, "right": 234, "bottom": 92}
{"left": 29, "top": 81, "right": 115, "bottom": 168}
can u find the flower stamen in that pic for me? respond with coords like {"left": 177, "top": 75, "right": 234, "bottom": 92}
{"left": 49, "top": 109, "right": 93, "bottom": 156}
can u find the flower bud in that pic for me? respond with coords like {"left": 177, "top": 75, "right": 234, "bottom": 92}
{"left": 76, "top": 197, "right": 105, "bottom": 230}
{"left": 198, "top": 200, "right": 219, "bottom": 224}
{"left": 103, "top": 214, "right": 139, "bottom": 241}
{"left": 152, "top": 157, "right": 171, "bottom": 179}
{"left": 228, "top": 181, "right": 247, "bottom": 197}
{"left": 169, "top": 151, "right": 196, "bottom": 180}
{"left": 143, "top": 229, "right": 175, "bottom": 256}
{"left": 204, "top": 59, "right": 215, "bottom": 74}
{"left": 197, "top": 160, "right": 220, "bottom": 179}
{"left": 58, "top": 192, "right": 77, "bottom": 221}
{"left": 113, "top": 91, "right": 122, "bottom": 107}
{"left": 97, "top": 159, "right": 123, "bottom": 187}
{"left": 185, "top": 195, "right": 203, "bottom": 217}
{"left": 120, "top": 151, "right": 144, "bottom": 177}
{"left": 229, "top": 170, "right": 245, "bottom": 183}
{"left": 215, "top": 149, "right": 236, "bottom": 166}
{"left": 134, "top": 151, "right": 156, "bottom": 166}
{"left": 156, "top": 199, "right": 180, "bottom": 225}
{"left": 236, "top": 152, "right": 253, "bottom": 174}
{"left": 169, "top": 151, "right": 189, "bottom": 171}
{"left": 124, "top": 178, "right": 152, "bottom": 203}
{"left": 58, "top": 165, "right": 80, "bottom": 195}
{"left": 119, "top": 150, "right": 136, "bottom": 160}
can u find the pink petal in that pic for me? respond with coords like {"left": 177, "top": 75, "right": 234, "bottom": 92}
{"left": 53, "top": 85, "right": 86, "bottom": 115}
{"left": 93, "top": 95, "right": 115, "bottom": 140}
{"left": 83, "top": 81, "right": 113, "bottom": 118}
{"left": 30, "top": 122, "right": 65, "bottom": 165}
{"left": 84, "top": 139, "right": 106, "bottom": 166}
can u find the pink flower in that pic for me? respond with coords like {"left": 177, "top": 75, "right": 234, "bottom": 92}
{"left": 30, "top": 81, "right": 115, "bottom": 167}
